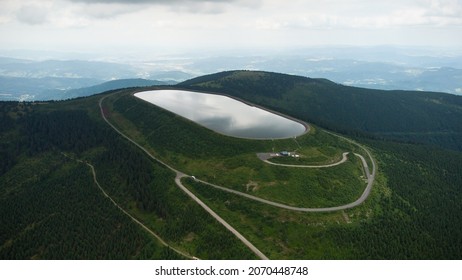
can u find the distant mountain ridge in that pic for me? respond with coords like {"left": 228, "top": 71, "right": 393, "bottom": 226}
{"left": 0, "top": 57, "right": 136, "bottom": 79}
{"left": 0, "top": 56, "right": 190, "bottom": 101}
{"left": 180, "top": 70, "right": 462, "bottom": 151}
{"left": 0, "top": 76, "right": 103, "bottom": 101}
{"left": 51, "top": 78, "right": 171, "bottom": 100}
{"left": 0, "top": 78, "right": 169, "bottom": 101}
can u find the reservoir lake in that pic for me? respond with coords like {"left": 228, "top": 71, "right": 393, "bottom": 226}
{"left": 135, "top": 90, "right": 307, "bottom": 139}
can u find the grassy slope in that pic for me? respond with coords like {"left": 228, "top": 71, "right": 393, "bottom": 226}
{"left": 102, "top": 90, "right": 383, "bottom": 259}
{"left": 108, "top": 92, "right": 368, "bottom": 208}
{"left": 183, "top": 141, "right": 462, "bottom": 259}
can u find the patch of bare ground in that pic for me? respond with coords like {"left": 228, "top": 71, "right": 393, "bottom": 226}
{"left": 184, "top": 232, "right": 196, "bottom": 242}
{"left": 246, "top": 181, "right": 259, "bottom": 192}
{"left": 342, "top": 211, "right": 351, "bottom": 224}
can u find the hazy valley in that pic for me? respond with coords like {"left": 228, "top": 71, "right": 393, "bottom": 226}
{"left": 1, "top": 47, "right": 462, "bottom": 101}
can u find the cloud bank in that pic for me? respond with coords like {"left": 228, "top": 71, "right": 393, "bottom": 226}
{"left": 16, "top": 4, "right": 50, "bottom": 25}
{"left": 1, "top": 0, "right": 461, "bottom": 54}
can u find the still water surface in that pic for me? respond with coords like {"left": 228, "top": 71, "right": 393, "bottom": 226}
{"left": 135, "top": 90, "right": 306, "bottom": 139}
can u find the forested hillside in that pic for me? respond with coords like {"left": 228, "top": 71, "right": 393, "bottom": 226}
{"left": 1, "top": 69, "right": 462, "bottom": 259}
{"left": 0, "top": 102, "right": 173, "bottom": 259}
{"left": 180, "top": 71, "right": 462, "bottom": 151}
{"left": 0, "top": 98, "right": 255, "bottom": 259}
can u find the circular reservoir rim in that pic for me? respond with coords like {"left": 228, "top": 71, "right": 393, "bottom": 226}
{"left": 134, "top": 89, "right": 310, "bottom": 140}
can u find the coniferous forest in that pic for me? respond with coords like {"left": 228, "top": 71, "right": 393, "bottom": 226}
{"left": 0, "top": 99, "right": 255, "bottom": 259}
{"left": 1, "top": 71, "right": 462, "bottom": 259}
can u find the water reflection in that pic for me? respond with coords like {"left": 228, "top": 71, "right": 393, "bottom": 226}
{"left": 135, "top": 90, "right": 306, "bottom": 139}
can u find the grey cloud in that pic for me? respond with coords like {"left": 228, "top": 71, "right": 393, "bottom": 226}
{"left": 16, "top": 5, "right": 48, "bottom": 25}
{"left": 68, "top": 0, "right": 237, "bottom": 4}
{"left": 68, "top": 0, "right": 257, "bottom": 15}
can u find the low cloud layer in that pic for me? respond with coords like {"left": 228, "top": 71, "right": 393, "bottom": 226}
{"left": 16, "top": 4, "right": 49, "bottom": 25}
{"left": 65, "top": 0, "right": 254, "bottom": 15}
{"left": 67, "top": 0, "right": 240, "bottom": 5}
{"left": 1, "top": 0, "right": 461, "bottom": 54}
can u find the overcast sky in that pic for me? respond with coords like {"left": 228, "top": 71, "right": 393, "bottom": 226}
{"left": 1, "top": 0, "right": 461, "bottom": 57}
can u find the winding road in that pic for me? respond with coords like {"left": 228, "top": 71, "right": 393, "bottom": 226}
{"left": 196, "top": 153, "right": 374, "bottom": 212}
{"left": 98, "top": 92, "right": 377, "bottom": 258}
{"left": 61, "top": 153, "right": 195, "bottom": 259}
{"left": 257, "top": 152, "right": 350, "bottom": 168}
{"left": 99, "top": 95, "right": 269, "bottom": 260}
{"left": 174, "top": 173, "right": 268, "bottom": 260}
